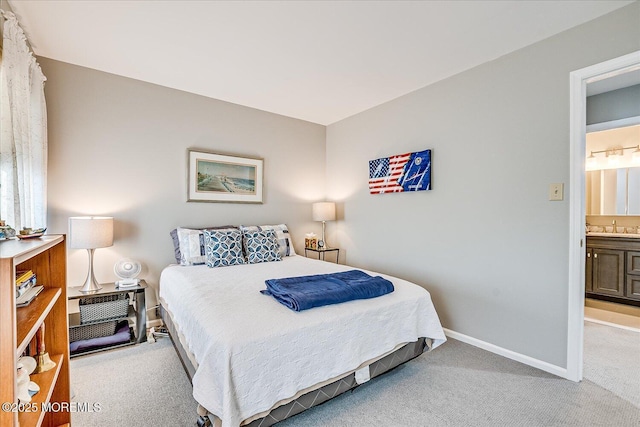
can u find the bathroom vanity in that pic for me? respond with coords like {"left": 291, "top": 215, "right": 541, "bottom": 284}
{"left": 586, "top": 234, "right": 640, "bottom": 306}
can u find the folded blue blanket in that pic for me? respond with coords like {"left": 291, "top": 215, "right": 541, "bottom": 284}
{"left": 262, "top": 270, "right": 394, "bottom": 311}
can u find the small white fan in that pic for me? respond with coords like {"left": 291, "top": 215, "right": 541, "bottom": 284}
{"left": 114, "top": 259, "right": 141, "bottom": 288}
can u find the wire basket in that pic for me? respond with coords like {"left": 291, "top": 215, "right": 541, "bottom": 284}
{"left": 79, "top": 293, "right": 129, "bottom": 324}
{"left": 69, "top": 320, "right": 119, "bottom": 342}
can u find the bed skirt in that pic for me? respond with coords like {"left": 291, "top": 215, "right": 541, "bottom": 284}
{"left": 161, "top": 304, "right": 427, "bottom": 426}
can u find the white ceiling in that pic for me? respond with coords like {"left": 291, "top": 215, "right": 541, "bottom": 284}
{"left": 8, "top": 0, "right": 635, "bottom": 125}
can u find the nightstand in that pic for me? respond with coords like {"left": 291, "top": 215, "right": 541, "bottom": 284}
{"left": 304, "top": 247, "right": 340, "bottom": 263}
{"left": 68, "top": 280, "right": 147, "bottom": 356}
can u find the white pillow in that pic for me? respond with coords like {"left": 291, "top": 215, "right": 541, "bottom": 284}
{"left": 176, "top": 227, "right": 207, "bottom": 265}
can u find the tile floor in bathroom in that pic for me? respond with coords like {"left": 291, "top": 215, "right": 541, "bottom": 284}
{"left": 584, "top": 298, "right": 640, "bottom": 331}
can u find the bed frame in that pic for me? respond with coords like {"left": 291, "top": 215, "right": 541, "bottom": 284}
{"left": 161, "top": 305, "right": 427, "bottom": 427}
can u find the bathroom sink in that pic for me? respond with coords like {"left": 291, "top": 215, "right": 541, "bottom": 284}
{"left": 587, "top": 232, "right": 640, "bottom": 238}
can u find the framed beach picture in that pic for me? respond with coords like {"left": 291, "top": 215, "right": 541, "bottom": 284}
{"left": 187, "top": 149, "right": 263, "bottom": 203}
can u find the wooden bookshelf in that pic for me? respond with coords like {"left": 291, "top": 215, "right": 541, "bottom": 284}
{"left": 0, "top": 236, "right": 70, "bottom": 427}
{"left": 18, "top": 354, "right": 64, "bottom": 427}
{"left": 16, "top": 288, "right": 61, "bottom": 356}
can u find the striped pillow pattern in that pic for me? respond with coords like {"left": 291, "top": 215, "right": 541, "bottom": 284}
{"left": 174, "top": 226, "right": 238, "bottom": 265}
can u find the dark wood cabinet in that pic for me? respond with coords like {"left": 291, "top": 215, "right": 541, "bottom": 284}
{"left": 626, "top": 251, "right": 640, "bottom": 301}
{"left": 592, "top": 248, "right": 625, "bottom": 297}
{"left": 625, "top": 276, "right": 640, "bottom": 301}
{"left": 586, "top": 236, "right": 640, "bottom": 305}
{"left": 626, "top": 251, "right": 640, "bottom": 274}
{"left": 586, "top": 248, "right": 593, "bottom": 292}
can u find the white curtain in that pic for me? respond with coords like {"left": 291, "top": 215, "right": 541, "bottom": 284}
{"left": 0, "top": 10, "right": 47, "bottom": 230}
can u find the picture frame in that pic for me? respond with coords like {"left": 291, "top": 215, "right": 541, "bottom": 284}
{"left": 305, "top": 236, "right": 318, "bottom": 250}
{"left": 187, "top": 149, "right": 263, "bottom": 203}
{"left": 368, "top": 149, "right": 431, "bottom": 195}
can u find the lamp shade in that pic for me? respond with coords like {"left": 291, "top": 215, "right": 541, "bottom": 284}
{"left": 312, "top": 202, "right": 336, "bottom": 222}
{"left": 69, "top": 217, "right": 114, "bottom": 249}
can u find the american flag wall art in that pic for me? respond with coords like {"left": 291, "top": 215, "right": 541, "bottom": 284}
{"left": 368, "top": 149, "right": 431, "bottom": 194}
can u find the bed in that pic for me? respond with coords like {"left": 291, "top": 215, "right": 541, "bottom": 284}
{"left": 160, "top": 230, "right": 446, "bottom": 427}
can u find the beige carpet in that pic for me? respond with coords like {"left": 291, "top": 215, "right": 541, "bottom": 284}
{"left": 277, "top": 337, "right": 639, "bottom": 427}
{"left": 583, "top": 321, "right": 640, "bottom": 408}
{"left": 70, "top": 338, "right": 196, "bottom": 426}
{"left": 70, "top": 334, "right": 640, "bottom": 426}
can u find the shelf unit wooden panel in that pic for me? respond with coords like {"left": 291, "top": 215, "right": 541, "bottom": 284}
{"left": 17, "top": 353, "right": 63, "bottom": 427}
{"left": 16, "top": 288, "right": 61, "bottom": 356}
{"left": 0, "top": 235, "right": 70, "bottom": 427}
{"left": 0, "top": 237, "right": 62, "bottom": 266}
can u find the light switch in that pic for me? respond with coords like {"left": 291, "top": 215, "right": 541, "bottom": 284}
{"left": 549, "top": 183, "right": 564, "bottom": 201}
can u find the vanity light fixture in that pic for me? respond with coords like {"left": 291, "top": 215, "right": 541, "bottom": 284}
{"left": 633, "top": 146, "right": 640, "bottom": 163}
{"left": 586, "top": 145, "right": 640, "bottom": 168}
{"left": 607, "top": 150, "right": 621, "bottom": 166}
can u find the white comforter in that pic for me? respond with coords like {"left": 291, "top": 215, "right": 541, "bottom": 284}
{"left": 159, "top": 255, "right": 446, "bottom": 427}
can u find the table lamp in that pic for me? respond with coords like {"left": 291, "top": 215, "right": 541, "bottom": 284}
{"left": 312, "top": 202, "right": 335, "bottom": 249}
{"left": 69, "top": 216, "right": 114, "bottom": 293}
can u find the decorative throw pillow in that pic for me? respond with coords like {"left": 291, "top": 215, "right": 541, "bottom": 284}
{"left": 239, "top": 224, "right": 296, "bottom": 257}
{"left": 169, "top": 228, "right": 182, "bottom": 263}
{"left": 243, "top": 229, "right": 282, "bottom": 264}
{"left": 204, "top": 229, "right": 246, "bottom": 267}
{"left": 176, "top": 227, "right": 208, "bottom": 265}
{"left": 172, "top": 226, "right": 237, "bottom": 265}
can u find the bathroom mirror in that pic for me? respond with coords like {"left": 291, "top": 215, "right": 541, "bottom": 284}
{"left": 587, "top": 167, "right": 640, "bottom": 215}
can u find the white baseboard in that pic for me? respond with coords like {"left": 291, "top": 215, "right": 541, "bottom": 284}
{"left": 442, "top": 328, "right": 568, "bottom": 379}
{"left": 584, "top": 317, "right": 640, "bottom": 333}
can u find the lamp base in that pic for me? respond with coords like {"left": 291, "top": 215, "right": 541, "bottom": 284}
{"left": 79, "top": 248, "right": 102, "bottom": 293}
{"left": 79, "top": 281, "right": 102, "bottom": 293}
{"left": 321, "top": 221, "right": 328, "bottom": 249}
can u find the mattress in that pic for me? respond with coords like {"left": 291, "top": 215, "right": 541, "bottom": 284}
{"left": 159, "top": 255, "right": 446, "bottom": 427}
{"left": 161, "top": 305, "right": 427, "bottom": 426}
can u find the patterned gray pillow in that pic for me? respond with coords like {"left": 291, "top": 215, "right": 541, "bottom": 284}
{"left": 243, "top": 229, "right": 282, "bottom": 264}
{"left": 204, "top": 229, "right": 246, "bottom": 267}
{"left": 239, "top": 224, "right": 295, "bottom": 257}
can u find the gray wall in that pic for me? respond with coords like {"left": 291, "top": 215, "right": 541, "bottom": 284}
{"left": 325, "top": 3, "right": 640, "bottom": 368}
{"left": 41, "top": 59, "right": 326, "bottom": 309}
{"left": 587, "top": 84, "right": 640, "bottom": 125}
{"left": 40, "top": 2, "right": 639, "bottom": 368}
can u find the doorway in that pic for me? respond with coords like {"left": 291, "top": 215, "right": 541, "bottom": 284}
{"left": 568, "top": 50, "right": 640, "bottom": 382}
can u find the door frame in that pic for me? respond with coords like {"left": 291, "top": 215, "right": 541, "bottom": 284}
{"left": 567, "top": 50, "right": 640, "bottom": 382}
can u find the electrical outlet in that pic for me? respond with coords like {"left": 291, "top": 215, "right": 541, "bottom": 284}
{"left": 549, "top": 183, "right": 564, "bottom": 201}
